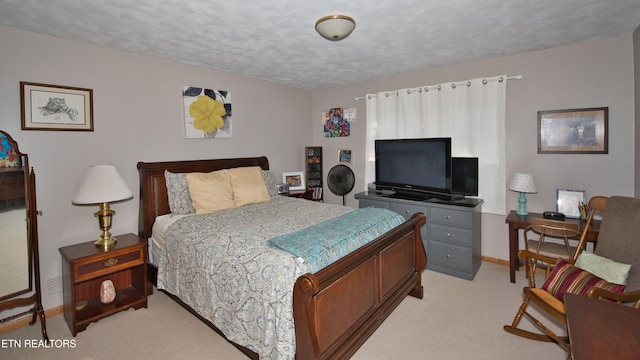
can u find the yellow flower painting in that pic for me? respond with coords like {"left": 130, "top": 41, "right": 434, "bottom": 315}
{"left": 183, "top": 86, "right": 232, "bottom": 138}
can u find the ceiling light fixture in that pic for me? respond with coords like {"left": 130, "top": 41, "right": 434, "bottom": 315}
{"left": 315, "top": 15, "right": 356, "bottom": 41}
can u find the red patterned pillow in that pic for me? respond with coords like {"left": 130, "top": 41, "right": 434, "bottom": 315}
{"left": 541, "top": 259, "right": 626, "bottom": 302}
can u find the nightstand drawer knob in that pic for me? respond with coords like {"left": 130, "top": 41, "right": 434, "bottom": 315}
{"left": 105, "top": 258, "right": 118, "bottom": 267}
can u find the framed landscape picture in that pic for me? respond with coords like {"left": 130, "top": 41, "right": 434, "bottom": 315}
{"left": 537, "top": 107, "right": 608, "bottom": 154}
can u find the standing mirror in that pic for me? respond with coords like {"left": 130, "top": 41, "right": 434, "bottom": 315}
{"left": 0, "top": 130, "right": 47, "bottom": 340}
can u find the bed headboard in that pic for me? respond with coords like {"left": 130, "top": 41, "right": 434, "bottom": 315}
{"left": 137, "top": 156, "right": 270, "bottom": 240}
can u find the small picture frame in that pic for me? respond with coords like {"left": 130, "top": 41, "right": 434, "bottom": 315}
{"left": 556, "top": 189, "right": 586, "bottom": 219}
{"left": 21, "top": 82, "right": 94, "bottom": 131}
{"left": 338, "top": 148, "right": 352, "bottom": 164}
{"left": 537, "top": 107, "right": 608, "bottom": 154}
{"left": 282, "top": 171, "right": 305, "bottom": 191}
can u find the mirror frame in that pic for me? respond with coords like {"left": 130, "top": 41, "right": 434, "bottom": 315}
{"left": 0, "top": 130, "right": 31, "bottom": 301}
{"left": 0, "top": 130, "right": 48, "bottom": 341}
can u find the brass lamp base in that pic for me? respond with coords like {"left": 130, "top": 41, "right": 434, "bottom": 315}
{"left": 94, "top": 202, "right": 117, "bottom": 251}
{"left": 95, "top": 236, "right": 117, "bottom": 252}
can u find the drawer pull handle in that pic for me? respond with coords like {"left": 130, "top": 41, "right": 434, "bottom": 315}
{"left": 446, "top": 216, "right": 452, "bottom": 220}
{"left": 446, "top": 233, "right": 451, "bottom": 237}
{"left": 105, "top": 258, "right": 118, "bottom": 267}
{"left": 446, "top": 254, "right": 452, "bottom": 258}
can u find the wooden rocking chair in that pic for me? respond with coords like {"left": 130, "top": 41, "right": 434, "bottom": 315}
{"left": 503, "top": 196, "right": 640, "bottom": 355}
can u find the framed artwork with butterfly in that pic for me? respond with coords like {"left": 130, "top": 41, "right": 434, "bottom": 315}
{"left": 20, "top": 82, "right": 94, "bottom": 131}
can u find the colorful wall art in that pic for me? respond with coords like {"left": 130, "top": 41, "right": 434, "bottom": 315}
{"left": 183, "top": 86, "right": 232, "bottom": 139}
{"left": 323, "top": 107, "right": 351, "bottom": 137}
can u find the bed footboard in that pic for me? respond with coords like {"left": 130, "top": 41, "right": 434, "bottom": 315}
{"left": 293, "top": 212, "right": 426, "bottom": 359}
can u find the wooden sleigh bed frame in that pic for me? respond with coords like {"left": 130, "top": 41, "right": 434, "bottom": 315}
{"left": 137, "top": 156, "right": 427, "bottom": 359}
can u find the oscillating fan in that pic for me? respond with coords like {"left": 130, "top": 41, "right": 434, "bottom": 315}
{"left": 327, "top": 165, "right": 355, "bottom": 206}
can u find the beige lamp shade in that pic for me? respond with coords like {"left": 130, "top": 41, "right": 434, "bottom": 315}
{"left": 73, "top": 165, "right": 132, "bottom": 204}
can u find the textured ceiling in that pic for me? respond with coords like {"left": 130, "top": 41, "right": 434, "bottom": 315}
{"left": 0, "top": 0, "right": 639, "bottom": 90}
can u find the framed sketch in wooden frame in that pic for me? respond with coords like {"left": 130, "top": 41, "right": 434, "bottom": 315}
{"left": 282, "top": 171, "right": 305, "bottom": 191}
{"left": 21, "top": 82, "right": 94, "bottom": 131}
{"left": 556, "top": 189, "right": 586, "bottom": 219}
{"left": 338, "top": 148, "right": 352, "bottom": 164}
{"left": 537, "top": 107, "right": 607, "bottom": 154}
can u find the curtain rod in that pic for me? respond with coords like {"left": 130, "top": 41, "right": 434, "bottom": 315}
{"left": 354, "top": 75, "right": 522, "bottom": 101}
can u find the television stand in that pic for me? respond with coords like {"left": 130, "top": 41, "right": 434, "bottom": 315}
{"left": 355, "top": 191, "right": 483, "bottom": 280}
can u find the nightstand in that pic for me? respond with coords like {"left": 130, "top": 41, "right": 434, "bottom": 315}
{"left": 59, "top": 233, "right": 148, "bottom": 336}
{"left": 286, "top": 189, "right": 314, "bottom": 199}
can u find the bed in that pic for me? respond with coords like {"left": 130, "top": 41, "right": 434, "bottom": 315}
{"left": 137, "top": 156, "right": 426, "bottom": 359}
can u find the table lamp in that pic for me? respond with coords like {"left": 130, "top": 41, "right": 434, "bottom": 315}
{"left": 72, "top": 165, "right": 133, "bottom": 251}
{"left": 509, "top": 173, "right": 537, "bottom": 216}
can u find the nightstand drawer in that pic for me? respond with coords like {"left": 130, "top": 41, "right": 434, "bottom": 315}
{"left": 74, "top": 247, "right": 145, "bottom": 282}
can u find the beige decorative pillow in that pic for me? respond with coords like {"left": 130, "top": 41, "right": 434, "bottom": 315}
{"left": 186, "top": 170, "right": 235, "bottom": 214}
{"left": 228, "top": 166, "right": 270, "bottom": 207}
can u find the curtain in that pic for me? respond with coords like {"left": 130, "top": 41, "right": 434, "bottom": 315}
{"left": 365, "top": 75, "right": 507, "bottom": 215}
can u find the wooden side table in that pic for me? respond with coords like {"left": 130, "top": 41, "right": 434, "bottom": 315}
{"left": 59, "top": 233, "right": 148, "bottom": 336}
{"left": 286, "top": 189, "right": 314, "bottom": 199}
{"left": 504, "top": 211, "right": 600, "bottom": 283}
{"left": 566, "top": 294, "right": 640, "bottom": 359}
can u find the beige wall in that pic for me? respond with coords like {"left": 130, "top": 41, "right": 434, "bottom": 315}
{"left": 0, "top": 25, "right": 636, "bottom": 312}
{"left": 313, "top": 35, "right": 635, "bottom": 264}
{"left": 0, "top": 26, "right": 313, "bottom": 311}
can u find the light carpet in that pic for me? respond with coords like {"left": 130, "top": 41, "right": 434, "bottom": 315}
{"left": 0, "top": 262, "right": 567, "bottom": 359}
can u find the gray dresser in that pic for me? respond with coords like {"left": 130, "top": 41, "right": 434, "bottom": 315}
{"left": 355, "top": 191, "right": 483, "bottom": 280}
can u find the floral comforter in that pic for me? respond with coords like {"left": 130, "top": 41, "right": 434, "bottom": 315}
{"left": 157, "top": 196, "right": 354, "bottom": 359}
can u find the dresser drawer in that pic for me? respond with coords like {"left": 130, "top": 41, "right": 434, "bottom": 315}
{"left": 427, "top": 223, "right": 472, "bottom": 246}
{"left": 428, "top": 207, "right": 472, "bottom": 228}
{"left": 74, "top": 247, "right": 145, "bottom": 282}
{"left": 389, "top": 203, "right": 426, "bottom": 220}
{"left": 359, "top": 198, "right": 390, "bottom": 210}
{"left": 428, "top": 241, "right": 471, "bottom": 272}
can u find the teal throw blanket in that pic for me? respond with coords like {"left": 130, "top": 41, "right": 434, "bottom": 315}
{"left": 267, "top": 207, "right": 405, "bottom": 273}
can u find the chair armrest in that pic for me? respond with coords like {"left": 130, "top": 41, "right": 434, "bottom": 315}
{"left": 517, "top": 250, "right": 562, "bottom": 265}
{"left": 517, "top": 250, "right": 569, "bottom": 288}
{"left": 587, "top": 287, "right": 640, "bottom": 308}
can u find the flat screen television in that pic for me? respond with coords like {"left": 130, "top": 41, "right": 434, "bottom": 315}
{"left": 375, "top": 138, "right": 452, "bottom": 199}
{"left": 452, "top": 157, "right": 479, "bottom": 197}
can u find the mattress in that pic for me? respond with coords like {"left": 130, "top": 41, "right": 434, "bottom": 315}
{"left": 149, "top": 213, "right": 185, "bottom": 267}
